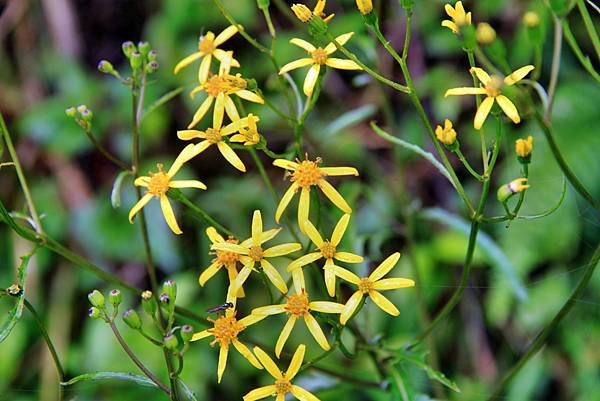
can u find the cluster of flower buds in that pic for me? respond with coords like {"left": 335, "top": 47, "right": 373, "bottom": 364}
{"left": 65, "top": 104, "right": 93, "bottom": 130}
{"left": 98, "top": 41, "right": 159, "bottom": 82}
{"left": 87, "top": 289, "right": 120, "bottom": 320}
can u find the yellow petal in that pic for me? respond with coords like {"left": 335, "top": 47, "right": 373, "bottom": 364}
{"left": 325, "top": 58, "right": 361, "bottom": 70}
{"left": 160, "top": 195, "right": 182, "bottom": 235}
{"left": 213, "top": 92, "right": 225, "bottom": 130}
{"left": 309, "top": 301, "right": 345, "bottom": 314}
{"left": 169, "top": 143, "right": 200, "bottom": 177}
{"left": 217, "top": 345, "right": 229, "bottom": 383}
{"left": 287, "top": 252, "right": 322, "bottom": 271}
{"left": 474, "top": 96, "right": 495, "bottom": 130}
{"left": 221, "top": 117, "right": 248, "bottom": 137}
{"left": 275, "top": 183, "right": 299, "bottom": 223}
{"left": 224, "top": 95, "right": 241, "bottom": 121}
{"left": 445, "top": 87, "right": 487, "bottom": 97}
{"left": 254, "top": 346, "right": 283, "bottom": 378}
{"left": 303, "top": 64, "right": 320, "bottom": 97}
{"left": 261, "top": 259, "right": 288, "bottom": 294}
{"left": 284, "top": 344, "right": 306, "bottom": 380}
{"left": 441, "top": 20, "right": 459, "bottom": 34}
{"left": 232, "top": 339, "right": 263, "bottom": 369}
{"left": 320, "top": 167, "right": 359, "bottom": 176}
{"left": 340, "top": 291, "right": 363, "bottom": 325}
{"left": 214, "top": 25, "right": 239, "bottom": 46}
{"left": 274, "top": 316, "right": 297, "bottom": 358}
{"left": 303, "top": 219, "right": 324, "bottom": 247}
{"left": 134, "top": 176, "right": 150, "bottom": 186}
{"left": 334, "top": 252, "right": 363, "bottom": 264}
{"left": 470, "top": 67, "right": 492, "bottom": 86}
{"left": 226, "top": 265, "right": 245, "bottom": 298}
{"left": 444, "top": 3, "right": 456, "bottom": 19}
{"left": 177, "top": 129, "right": 204, "bottom": 140}
{"left": 279, "top": 58, "right": 314, "bottom": 74}
{"left": 318, "top": 179, "right": 352, "bottom": 213}
{"left": 252, "top": 209, "right": 263, "bottom": 245}
{"left": 369, "top": 252, "right": 401, "bottom": 281}
{"left": 330, "top": 265, "right": 361, "bottom": 285}
{"left": 169, "top": 180, "right": 207, "bottom": 190}
{"left": 504, "top": 65, "right": 535, "bottom": 86}
{"left": 290, "top": 385, "right": 320, "bottom": 401}
{"left": 252, "top": 304, "right": 287, "bottom": 315}
{"left": 290, "top": 38, "right": 316, "bottom": 52}
{"left": 198, "top": 54, "right": 212, "bottom": 84}
{"left": 369, "top": 290, "right": 400, "bottom": 316}
{"left": 331, "top": 214, "right": 350, "bottom": 246}
{"left": 238, "top": 312, "right": 267, "bottom": 327}
{"left": 206, "top": 226, "right": 225, "bottom": 243}
{"left": 298, "top": 187, "right": 311, "bottom": 232}
{"left": 236, "top": 90, "right": 264, "bottom": 104}
{"left": 260, "top": 228, "right": 283, "bottom": 244}
{"left": 263, "top": 243, "right": 302, "bottom": 257}
{"left": 496, "top": 95, "right": 521, "bottom": 124}
{"left": 231, "top": 264, "right": 253, "bottom": 294}
{"left": 191, "top": 329, "right": 212, "bottom": 342}
{"left": 243, "top": 385, "right": 277, "bottom": 401}
{"left": 304, "top": 313, "right": 330, "bottom": 350}
{"left": 199, "top": 261, "right": 221, "bottom": 286}
{"left": 372, "top": 277, "right": 415, "bottom": 290}
{"left": 324, "top": 32, "right": 354, "bottom": 54}
{"left": 273, "top": 159, "right": 299, "bottom": 170}
{"left": 212, "top": 242, "right": 249, "bottom": 254}
{"left": 213, "top": 48, "right": 240, "bottom": 67}
{"left": 128, "top": 193, "right": 153, "bottom": 223}
{"left": 188, "top": 96, "right": 214, "bottom": 129}
{"left": 217, "top": 142, "right": 246, "bottom": 172}
{"left": 324, "top": 259, "right": 337, "bottom": 297}
{"left": 173, "top": 52, "right": 203, "bottom": 74}
{"left": 218, "top": 51, "right": 234, "bottom": 75}
{"left": 292, "top": 269, "right": 306, "bottom": 294}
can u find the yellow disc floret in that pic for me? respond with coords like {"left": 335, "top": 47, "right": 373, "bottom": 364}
{"left": 320, "top": 241, "right": 336, "bottom": 259}
{"left": 285, "top": 292, "right": 310, "bottom": 316}
{"left": 147, "top": 164, "right": 170, "bottom": 196}
{"left": 248, "top": 246, "right": 264, "bottom": 261}
{"left": 215, "top": 238, "right": 240, "bottom": 266}
{"left": 205, "top": 127, "right": 223, "bottom": 144}
{"left": 208, "top": 314, "right": 245, "bottom": 347}
{"left": 312, "top": 48, "right": 329, "bottom": 65}
{"left": 275, "top": 378, "right": 292, "bottom": 395}
{"left": 291, "top": 159, "right": 323, "bottom": 188}
{"left": 484, "top": 75, "right": 504, "bottom": 98}
{"left": 199, "top": 36, "right": 216, "bottom": 54}
{"left": 358, "top": 278, "right": 374, "bottom": 294}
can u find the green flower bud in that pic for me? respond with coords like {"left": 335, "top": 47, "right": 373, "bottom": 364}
{"left": 141, "top": 290, "right": 157, "bottom": 316}
{"left": 97, "top": 60, "right": 115, "bottom": 74}
{"left": 130, "top": 51, "right": 143, "bottom": 70}
{"left": 108, "top": 289, "right": 122, "bottom": 308}
{"left": 162, "top": 280, "right": 177, "bottom": 302}
{"left": 145, "top": 61, "right": 159, "bottom": 74}
{"left": 181, "top": 325, "right": 194, "bottom": 343}
{"left": 497, "top": 178, "right": 530, "bottom": 202}
{"left": 88, "top": 307, "right": 102, "bottom": 319}
{"left": 307, "top": 15, "right": 329, "bottom": 45}
{"left": 122, "top": 309, "right": 142, "bottom": 330}
{"left": 147, "top": 50, "right": 158, "bottom": 61}
{"left": 76, "top": 104, "right": 88, "bottom": 114}
{"left": 159, "top": 293, "right": 170, "bottom": 304}
{"left": 122, "top": 41, "right": 136, "bottom": 57}
{"left": 80, "top": 108, "right": 93, "bottom": 122}
{"left": 137, "top": 41, "right": 151, "bottom": 56}
{"left": 88, "top": 290, "right": 105, "bottom": 308}
{"left": 401, "top": 0, "right": 414, "bottom": 10}
{"left": 163, "top": 334, "right": 179, "bottom": 350}
{"left": 65, "top": 107, "right": 77, "bottom": 118}
{"left": 256, "top": 0, "right": 270, "bottom": 10}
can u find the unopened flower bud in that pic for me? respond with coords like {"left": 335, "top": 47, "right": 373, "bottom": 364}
{"left": 88, "top": 307, "right": 101, "bottom": 319}
{"left": 162, "top": 280, "right": 177, "bottom": 302}
{"left": 108, "top": 289, "right": 122, "bottom": 308}
{"left": 137, "top": 41, "right": 151, "bottom": 56}
{"left": 122, "top": 41, "right": 136, "bottom": 57}
{"left": 159, "top": 293, "right": 170, "bottom": 304}
{"left": 515, "top": 135, "right": 533, "bottom": 164}
{"left": 80, "top": 108, "right": 93, "bottom": 121}
{"left": 163, "top": 334, "right": 179, "bottom": 350}
{"left": 130, "top": 51, "right": 143, "bottom": 70}
{"left": 65, "top": 107, "right": 77, "bottom": 117}
{"left": 122, "top": 309, "right": 142, "bottom": 329}
{"left": 476, "top": 23, "right": 496, "bottom": 44}
{"left": 76, "top": 104, "right": 88, "bottom": 114}
{"left": 88, "top": 290, "right": 105, "bottom": 308}
{"left": 435, "top": 119, "right": 458, "bottom": 149}
{"left": 97, "top": 60, "right": 115, "bottom": 74}
{"left": 523, "top": 11, "right": 540, "bottom": 28}
{"left": 146, "top": 61, "right": 159, "bottom": 74}
{"left": 181, "top": 325, "right": 194, "bottom": 342}
{"left": 141, "top": 290, "right": 157, "bottom": 315}
{"left": 497, "top": 178, "right": 530, "bottom": 202}
{"left": 356, "top": 0, "right": 373, "bottom": 15}
{"left": 147, "top": 50, "right": 158, "bottom": 61}
{"left": 291, "top": 4, "right": 312, "bottom": 22}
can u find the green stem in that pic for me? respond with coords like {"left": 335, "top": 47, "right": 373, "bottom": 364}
{"left": 511, "top": 164, "right": 529, "bottom": 216}
{"left": 455, "top": 148, "right": 483, "bottom": 181}
{"left": 249, "top": 148, "right": 278, "bottom": 204}
{"left": 546, "top": 16, "right": 563, "bottom": 120}
{"left": 81, "top": 126, "right": 130, "bottom": 171}
{"left": 465, "top": 49, "right": 489, "bottom": 171}
{"left": 576, "top": 0, "right": 600, "bottom": 62}
{"left": 562, "top": 19, "right": 600, "bottom": 83}
{"left": 294, "top": 75, "right": 322, "bottom": 157}
{"left": 168, "top": 189, "right": 234, "bottom": 236}
{"left": 487, "top": 241, "right": 600, "bottom": 400}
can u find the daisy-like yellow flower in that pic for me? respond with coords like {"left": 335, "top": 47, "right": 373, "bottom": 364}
{"left": 515, "top": 135, "right": 533, "bottom": 158}
{"left": 441, "top": 1, "right": 472, "bottom": 34}
{"left": 211, "top": 210, "right": 301, "bottom": 294}
{"left": 252, "top": 289, "right": 344, "bottom": 357}
{"left": 128, "top": 144, "right": 206, "bottom": 235}
{"left": 244, "top": 344, "right": 321, "bottom": 401}
{"left": 272, "top": 157, "right": 358, "bottom": 232}
{"left": 177, "top": 115, "right": 259, "bottom": 172}
{"left": 445, "top": 66, "right": 535, "bottom": 129}
{"left": 191, "top": 301, "right": 265, "bottom": 383}
{"left": 330, "top": 252, "right": 415, "bottom": 325}
{"left": 288, "top": 214, "right": 363, "bottom": 297}
{"left": 279, "top": 33, "right": 361, "bottom": 96}
{"left": 199, "top": 227, "right": 245, "bottom": 297}
{"left": 173, "top": 25, "right": 240, "bottom": 83}
{"left": 187, "top": 53, "right": 263, "bottom": 129}
{"left": 230, "top": 113, "right": 261, "bottom": 146}
{"left": 291, "top": 0, "right": 333, "bottom": 23}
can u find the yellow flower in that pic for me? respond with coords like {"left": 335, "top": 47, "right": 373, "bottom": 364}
{"left": 252, "top": 289, "right": 344, "bottom": 357}
{"left": 441, "top": 1, "right": 472, "bottom": 34}
{"left": 128, "top": 144, "right": 206, "bottom": 235}
{"left": 244, "top": 344, "right": 321, "bottom": 401}
{"left": 272, "top": 157, "right": 359, "bottom": 232}
{"left": 173, "top": 25, "right": 240, "bottom": 84}
{"left": 199, "top": 227, "right": 245, "bottom": 297}
{"left": 279, "top": 33, "right": 362, "bottom": 96}
{"left": 445, "top": 65, "right": 535, "bottom": 129}
{"left": 330, "top": 253, "right": 414, "bottom": 325}
{"left": 515, "top": 135, "right": 533, "bottom": 157}
{"left": 191, "top": 304, "right": 265, "bottom": 383}
{"left": 356, "top": 0, "right": 373, "bottom": 15}
{"left": 523, "top": 11, "right": 540, "bottom": 28}
{"left": 177, "top": 115, "right": 260, "bottom": 172}
{"left": 435, "top": 119, "right": 457, "bottom": 145}
{"left": 288, "top": 214, "right": 363, "bottom": 296}
{"left": 230, "top": 113, "right": 261, "bottom": 146}
{"left": 211, "top": 210, "right": 301, "bottom": 294}
{"left": 476, "top": 22, "right": 496, "bottom": 44}
{"left": 291, "top": 0, "right": 333, "bottom": 23}
{"left": 188, "top": 53, "right": 264, "bottom": 129}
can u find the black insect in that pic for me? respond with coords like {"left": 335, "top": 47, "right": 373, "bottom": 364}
{"left": 206, "top": 302, "right": 234, "bottom": 314}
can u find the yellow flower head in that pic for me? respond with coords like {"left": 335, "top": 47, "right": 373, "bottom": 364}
{"left": 356, "top": 0, "right": 373, "bottom": 15}
{"left": 211, "top": 210, "right": 302, "bottom": 295}
{"left": 230, "top": 113, "right": 261, "bottom": 146}
{"left": 279, "top": 33, "right": 362, "bottom": 97}
{"left": 244, "top": 344, "right": 321, "bottom": 401}
{"left": 330, "top": 253, "right": 415, "bottom": 325}
{"left": 441, "top": 1, "right": 472, "bottom": 34}
{"left": 128, "top": 144, "right": 206, "bottom": 235}
{"left": 515, "top": 135, "right": 533, "bottom": 158}
{"left": 288, "top": 214, "right": 363, "bottom": 297}
{"left": 272, "top": 156, "right": 359, "bottom": 232}
{"left": 177, "top": 115, "right": 261, "bottom": 172}
{"left": 252, "top": 289, "right": 344, "bottom": 357}
{"left": 199, "top": 227, "right": 245, "bottom": 297}
{"left": 435, "top": 119, "right": 457, "bottom": 145}
{"left": 187, "top": 52, "right": 264, "bottom": 129}
{"left": 173, "top": 25, "right": 240, "bottom": 83}
{"left": 445, "top": 65, "right": 535, "bottom": 129}
{"left": 291, "top": 0, "right": 333, "bottom": 23}
{"left": 191, "top": 306, "right": 265, "bottom": 383}
{"left": 476, "top": 22, "right": 496, "bottom": 44}
{"left": 523, "top": 11, "right": 540, "bottom": 28}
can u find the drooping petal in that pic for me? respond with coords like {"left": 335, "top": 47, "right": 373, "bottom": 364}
{"left": 284, "top": 344, "right": 306, "bottom": 380}
{"left": 495, "top": 95, "right": 521, "bottom": 124}
{"left": 325, "top": 58, "right": 361, "bottom": 70}
{"left": 221, "top": 117, "right": 249, "bottom": 137}
{"left": 445, "top": 87, "right": 487, "bottom": 97}
{"left": 292, "top": 269, "right": 306, "bottom": 294}
{"left": 134, "top": 176, "right": 150, "bottom": 186}
{"left": 320, "top": 167, "right": 359, "bottom": 177}
{"left": 369, "top": 252, "right": 401, "bottom": 281}
{"left": 279, "top": 58, "right": 314, "bottom": 74}
{"left": 324, "top": 260, "right": 337, "bottom": 297}
{"left": 275, "top": 183, "right": 299, "bottom": 223}
{"left": 173, "top": 52, "right": 203, "bottom": 74}
{"left": 236, "top": 90, "right": 264, "bottom": 104}
{"left": 309, "top": 301, "right": 345, "bottom": 314}
{"left": 340, "top": 291, "right": 363, "bottom": 325}
{"left": 324, "top": 32, "right": 355, "bottom": 54}
{"left": 213, "top": 48, "right": 240, "bottom": 67}
{"left": 474, "top": 96, "right": 495, "bottom": 130}
{"left": 212, "top": 242, "right": 250, "bottom": 254}
{"left": 329, "top": 265, "right": 361, "bottom": 285}
{"left": 372, "top": 277, "right": 415, "bottom": 290}
{"left": 191, "top": 329, "right": 212, "bottom": 341}
{"left": 128, "top": 193, "right": 153, "bottom": 223}
{"left": 298, "top": 187, "right": 311, "bottom": 232}
{"left": 168, "top": 143, "right": 200, "bottom": 177}
{"left": 226, "top": 265, "right": 245, "bottom": 298}
{"left": 198, "top": 54, "right": 212, "bottom": 84}
{"left": 206, "top": 226, "right": 225, "bottom": 243}
{"left": 243, "top": 385, "right": 277, "bottom": 401}
{"left": 331, "top": 214, "right": 350, "bottom": 246}
{"left": 219, "top": 51, "right": 233, "bottom": 75}
{"left": 252, "top": 304, "right": 287, "bottom": 315}
{"left": 224, "top": 95, "right": 241, "bottom": 121}
{"left": 217, "top": 142, "right": 246, "bottom": 172}
{"left": 470, "top": 67, "right": 492, "bottom": 86}
{"left": 275, "top": 316, "right": 297, "bottom": 358}
{"left": 253, "top": 346, "right": 284, "bottom": 378}
{"left": 217, "top": 345, "right": 229, "bottom": 383}
{"left": 231, "top": 264, "right": 253, "bottom": 293}
{"left": 160, "top": 195, "right": 182, "bottom": 234}
{"left": 290, "top": 38, "right": 316, "bottom": 52}
{"left": 303, "top": 64, "right": 320, "bottom": 97}
{"left": 287, "top": 252, "right": 323, "bottom": 271}
{"left": 214, "top": 25, "right": 239, "bottom": 46}
{"left": 169, "top": 180, "right": 207, "bottom": 190}
{"left": 188, "top": 96, "right": 214, "bottom": 129}
{"left": 318, "top": 179, "right": 352, "bottom": 213}
{"left": 232, "top": 339, "right": 263, "bottom": 369}
{"left": 304, "top": 313, "right": 330, "bottom": 350}
{"left": 261, "top": 259, "right": 288, "bottom": 294}
{"left": 263, "top": 243, "right": 302, "bottom": 258}
{"left": 177, "top": 129, "right": 205, "bottom": 140}
{"left": 273, "top": 159, "right": 300, "bottom": 170}
{"left": 441, "top": 20, "right": 459, "bottom": 34}
{"left": 369, "top": 290, "right": 400, "bottom": 316}
{"left": 199, "top": 261, "right": 222, "bottom": 286}
{"left": 252, "top": 209, "right": 263, "bottom": 245}
{"left": 213, "top": 92, "right": 225, "bottom": 130}
{"left": 290, "top": 385, "right": 320, "bottom": 401}
{"left": 504, "top": 65, "right": 535, "bottom": 86}
{"left": 334, "top": 252, "right": 363, "bottom": 264}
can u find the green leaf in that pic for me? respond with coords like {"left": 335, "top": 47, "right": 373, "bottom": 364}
{"left": 61, "top": 371, "right": 158, "bottom": 388}
{"left": 111, "top": 170, "right": 133, "bottom": 209}
{"left": 397, "top": 351, "right": 461, "bottom": 393}
{"left": 141, "top": 86, "right": 184, "bottom": 122}
{"left": 324, "top": 104, "right": 377, "bottom": 137}
{"left": 178, "top": 379, "right": 199, "bottom": 401}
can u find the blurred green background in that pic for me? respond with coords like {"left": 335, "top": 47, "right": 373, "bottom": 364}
{"left": 1, "top": 0, "right": 599, "bottom": 400}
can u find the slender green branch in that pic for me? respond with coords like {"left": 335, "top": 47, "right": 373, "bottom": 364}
{"left": 168, "top": 189, "right": 234, "bottom": 236}
{"left": 562, "top": 19, "right": 600, "bottom": 83}
{"left": 455, "top": 148, "right": 483, "bottom": 181}
{"left": 576, "top": 0, "right": 600, "bottom": 62}
{"left": 81, "top": 126, "right": 130, "bottom": 171}
{"left": 546, "top": 16, "right": 562, "bottom": 120}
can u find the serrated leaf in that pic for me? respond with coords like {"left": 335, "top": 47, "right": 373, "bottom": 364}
{"left": 61, "top": 371, "right": 158, "bottom": 388}
{"left": 111, "top": 170, "right": 132, "bottom": 209}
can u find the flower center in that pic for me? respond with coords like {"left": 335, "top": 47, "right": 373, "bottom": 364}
{"left": 205, "top": 127, "right": 222, "bottom": 144}
{"left": 204, "top": 75, "right": 229, "bottom": 97}
{"left": 484, "top": 75, "right": 504, "bottom": 97}
{"left": 312, "top": 48, "right": 328, "bottom": 65}
{"left": 285, "top": 292, "right": 310, "bottom": 316}
{"left": 199, "top": 36, "right": 216, "bottom": 54}
{"left": 147, "top": 164, "right": 170, "bottom": 196}
{"left": 358, "top": 278, "right": 374, "bottom": 294}
{"left": 226, "top": 74, "right": 247, "bottom": 93}
{"left": 275, "top": 378, "right": 292, "bottom": 395}
{"left": 320, "top": 241, "right": 336, "bottom": 259}
{"left": 291, "top": 159, "right": 323, "bottom": 188}
{"left": 248, "top": 246, "right": 264, "bottom": 261}
{"left": 208, "top": 314, "right": 244, "bottom": 347}
{"left": 216, "top": 238, "right": 240, "bottom": 266}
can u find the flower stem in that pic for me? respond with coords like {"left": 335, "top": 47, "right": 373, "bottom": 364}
{"left": 81, "top": 126, "right": 130, "bottom": 171}
{"left": 576, "top": 0, "right": 600, "bottom": 62}
{"left": 455, "top": 148, "right": 483, "bottom": 181}
{"left": 546, "top": 16, "right": 563, "bottom": 120}
{"left": 168, "top": 189, "right": 234, "bottom": 237}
